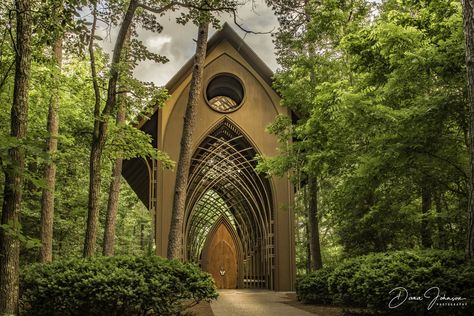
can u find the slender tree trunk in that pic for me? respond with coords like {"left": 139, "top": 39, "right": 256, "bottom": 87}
{"left": 0, "top": 0, "right": 32, "bottom": 313}
{"left": 420, "top": 185, "right": 432, "bottom": 248}
{"left": 307, "top": 176, "right": 323, "bottom": 270}
{"left": 84, "top": 2, "right": 101, "bottom": 258}
{"left": 103, "top": 97, "right": 126, "bottom": 256}
{"left": 167, "top": 22, "right": 209, "bottom": 259}
{"left": 102, "top": 27, "right": 132, "bottom": 256}
{"left": 462, "top": 0, "right": 474, "bottom": 259}
{"left": 84, "top": 0, "right": 138, "bottom": 257}
{"left": 39, "top": 38, "right": 62, "bottom": 263}
{"left": 140, "top": 223, "right": 145, "bottom": 251}
{"left": 102, "top": 148, "right": 123, "bottom": 256}
{"left": 435, "top": 192, "right": 447, "bottom": 249}
{"left": 305, "top": 223, "right": 311, "bottom": 274}
{"left": 303, "top": 184, "right": 311, "bottom": 273}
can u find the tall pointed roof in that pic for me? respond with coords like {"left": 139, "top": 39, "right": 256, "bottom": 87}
{"left": 165, "top": 22, "right": 274, "bottom": 93}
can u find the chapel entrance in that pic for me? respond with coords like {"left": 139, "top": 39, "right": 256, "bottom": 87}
{"left": 122, "top": 24, "right": 296, "bottom": 291}
{"left": 202, "top": 221, "right": 238, "bottom": 289}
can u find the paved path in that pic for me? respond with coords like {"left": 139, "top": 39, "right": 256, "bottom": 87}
{"left": 211, "top": 289, "right": 316, "bottom": 316}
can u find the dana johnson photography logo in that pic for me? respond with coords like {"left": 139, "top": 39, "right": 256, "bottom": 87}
{"left": 388, "top": 286, "right": 468, "bottom": 310}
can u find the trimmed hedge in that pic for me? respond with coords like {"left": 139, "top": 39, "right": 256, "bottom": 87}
{"left": 20, "top": 255, "right": 218, "bottom": 316}
{"left": 296, "top": 250, "right": 474, "bottom": 315}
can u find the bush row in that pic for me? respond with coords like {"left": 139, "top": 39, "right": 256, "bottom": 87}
{"left": 296, "top": 250, "right": 474, "bottom": 315}
{"left": 20, "top": 255, "right": 218, "bottom": 316}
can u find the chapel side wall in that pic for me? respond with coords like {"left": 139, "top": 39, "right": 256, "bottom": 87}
{"left": 156, "top": 40, "right": 295, "bottom": 290}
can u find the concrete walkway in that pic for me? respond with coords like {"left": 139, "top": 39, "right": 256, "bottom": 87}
{"left": 211, "top": 289, "right": 316, "bottom": 316}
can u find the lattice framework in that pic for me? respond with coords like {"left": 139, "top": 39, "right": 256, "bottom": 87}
{"left": 184, "top": 119, "right": 275, "bottom": 289}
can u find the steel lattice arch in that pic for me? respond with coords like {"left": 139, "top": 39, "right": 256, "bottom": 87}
{"left": 184, "top": 119, "right": 275, "bottom": 288}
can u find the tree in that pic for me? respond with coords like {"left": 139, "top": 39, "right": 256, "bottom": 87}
{"left": 337, "top": 0, "right": 467, "bottom": 254}
{"left": 264, "top": 0, "right": 468, "bottom": 261}
{"left": 0, "top": 0, "right": 33, "bottom": 313}
{"left": 103, "top": 30, "right": 130, "bottom": 256}
{"left": 462, "top": 0, "right": 474, "bottom": 259}
{"left": 263, "top": 0, "right": 371, "bottom": 269}
{"left": 83, "top": 0, "right": 140, "bottom": 257}
{"left": 167, "top": 21, "right": 209, "bottom": 259}
{"left": 84, "top": 0, "right": 176, "bottom": 257}
{"left": 102, "top": 102, "right": 126, "bottom": 257}
{"left": 420, "top": 182, "right": 433, "bottom": 248}
{"left": 37, "top": 0, "right": 84, "bottom": 263}
{"left": 165, "top": 0, "right": 248, "bottom": 259}
{"left": 83, "top": 0, "right": 204, "bottom": 258}
{"left": 39, "top": 34, "right": 63, "bottom": 263}
{"left": 307, "top": 176, "right": 322, "bottom": 269}
{"left": 0, "top": 0, "right": 166, "bottom": 265}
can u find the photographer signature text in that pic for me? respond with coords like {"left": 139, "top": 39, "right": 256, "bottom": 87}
{"left": 388, "top": 286, "right": 467, "bottom": 310}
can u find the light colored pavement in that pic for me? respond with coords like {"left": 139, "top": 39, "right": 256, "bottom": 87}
{"left": 210, "top": 289, "right": 316, "bottom": 316}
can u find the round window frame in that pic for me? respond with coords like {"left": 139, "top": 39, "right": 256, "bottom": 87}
{"left": 204, "top": 73, "right": 246, "bottom": 114}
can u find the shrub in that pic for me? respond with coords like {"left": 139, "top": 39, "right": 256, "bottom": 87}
{"left": 296, "top": 250, "right": 474, "bottom": 316}
{"left": 20, "top": 255, "right": 218, "bottom": 316}
{"left": 296, "top": 267, "right": 334, "bottom": 304}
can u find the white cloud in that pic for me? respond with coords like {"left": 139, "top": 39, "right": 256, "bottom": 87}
{"left": 146, "top": 35, "right": 172, "bottom": 51}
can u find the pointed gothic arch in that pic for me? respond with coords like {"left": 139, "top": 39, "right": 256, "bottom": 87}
{"left": 184, "top": 119, "right": 275, "bottom": 288}
{"left": 200, "top": 216, "right": 243, "bottom": 288}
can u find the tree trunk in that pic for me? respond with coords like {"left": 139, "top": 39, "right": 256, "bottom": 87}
{"left": 102, "top": 26, "right": 132, "bottom": 256}
{"left": 420, "top": 185, "right": 432, "bottom": 248}
{"left": 140, "top": 223, "right": 145, "bottom": 251}
{"left": 462, "top": 0, "right": 474, "bottom": 259}
{"left": 435, "top": 192, "right": 447, "bottom": 249}
{"left": 0, "top": 0, "right": 32, "bottom": 313}
{"left": 39, "top": 38, "right": 62, "bottom": 263}
{"left": 102, "top": 99, "right": 125, "bottom": 256}
{"left": 303, "top": 184, "right": 311, "bottom": 273}
{"left": 167, "top": 22, "right": 209, "bottom": 259}
{"left": 83, "top": 2, "right": 101, "bottom": 258}
{"left": 305, "top": 223, "right": 311, "bottom": 274}
{"left": 102, "top": 155, "right": 123, "bottom": 256}
{"left": 84, "top": 0, "right": 138, "bottom": 257}
{"left": 307, "top": 176, "right": 323, "bottom": 270}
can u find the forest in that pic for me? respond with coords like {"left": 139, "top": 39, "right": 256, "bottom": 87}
{"left": 1, "top": 0, "right": 474, "bottom": 315}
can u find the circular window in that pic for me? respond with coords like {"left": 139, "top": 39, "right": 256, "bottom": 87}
{"left": 205, "top": 74, "right": 244, "bottom": 113}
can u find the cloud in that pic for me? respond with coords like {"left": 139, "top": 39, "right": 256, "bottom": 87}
{"left": 101, "top": 0, "right": 278, "bottom": 86}
{"left": 146, "top": 35, "right": 172, "bottom": 51}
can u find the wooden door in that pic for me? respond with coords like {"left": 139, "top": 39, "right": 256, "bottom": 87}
{"left": 203, "top": 223, "right": 238, "bottom": 289}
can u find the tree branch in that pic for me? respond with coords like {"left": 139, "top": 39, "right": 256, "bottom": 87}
{"left": 0, "top": 60, "right": 14, "bottom": 91}
{"left": 409, "top": 147, "right": 469, "bottom": 180}
{"left": 232, "top": 10, "right": 274, "bottom": 34}
{"left": 8, "top": 9, "right": 17, "bottom": 56}
{"left": 88, "top": 3, "right": 101, "bottom": 137}
{"left": 136, "top": 1, "right": 179, "bottom": 14}
{"left": 138, "top": 0, "right": 272, "bottom": 34}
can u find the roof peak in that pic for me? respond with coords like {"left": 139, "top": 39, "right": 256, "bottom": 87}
{"left": 165, "top": 22, "right": 274, "bottom": 92}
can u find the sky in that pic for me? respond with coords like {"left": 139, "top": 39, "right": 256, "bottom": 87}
{"left": 101, "top": 1, "right": 279, "bottom": 86}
